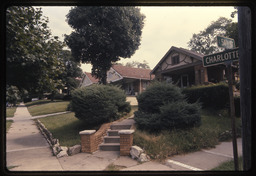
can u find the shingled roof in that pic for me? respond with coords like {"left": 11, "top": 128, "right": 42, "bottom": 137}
{"left": 85, "top": 72, "right": 99, "bottom": 83}
{"left": 112, "top": 64, "right": 154, "bottom": 80}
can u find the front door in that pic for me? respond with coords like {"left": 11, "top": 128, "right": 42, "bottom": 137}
{"left": 181, "top": 74, "right": 189, "bottom": 88}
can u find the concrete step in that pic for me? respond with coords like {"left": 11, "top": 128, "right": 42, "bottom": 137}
{"left": 107, "top": 130, "right": 119, "bottom": 136}
{"left": 104, "top": 136, "right": 120, "bottom": 143}
{"left": 110, "top": 124, "right": 131, "bottom": 130}
{"left": 99, "top": 143, "right": 120, "bottom": 151}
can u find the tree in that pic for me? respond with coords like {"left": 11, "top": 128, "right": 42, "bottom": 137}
{"left": 6, "top": 6, "right": 65, "bottom": 99}
{"left": 65, "top": 6, "right": 145, "bottom": 84}
{"left": 59, "top": 50, "right": 83, "bottom": 95}
{"left": 188, "top": 17, "right": 238, "bottom": 55}
{"left": 124, "top": 60, "right": 150, "bottom": 69}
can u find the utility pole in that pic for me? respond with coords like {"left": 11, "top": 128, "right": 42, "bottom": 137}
{"left": 238, "top": 6, "right": 252, "bottom": 171}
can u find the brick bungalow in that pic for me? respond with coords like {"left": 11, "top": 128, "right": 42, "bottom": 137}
{"left": 151, "top": 46, "right": 237, "bottom": 88}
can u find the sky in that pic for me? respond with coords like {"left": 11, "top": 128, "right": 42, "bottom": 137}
{"left": 40, "top": 6, "right": 237, "bottom": 72}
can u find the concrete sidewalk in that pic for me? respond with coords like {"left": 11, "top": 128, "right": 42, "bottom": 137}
{"left": 6, "top": 103, "right": 63, "bottom": 171}
{"left": 6, "top": 103, "right": 243, "bottom": 172}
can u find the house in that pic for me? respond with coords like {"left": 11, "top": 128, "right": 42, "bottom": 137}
{"left": 79, "top": 65, "right": 154, "bottom": 95}
{"left": 151, "top": 46, "right": 233, "bottom": 88}
{"left": 79, "top": 72, "right": 99, "bottom": 87}
{"left": 107, "top": 64, "right": 154, "bottom": 95}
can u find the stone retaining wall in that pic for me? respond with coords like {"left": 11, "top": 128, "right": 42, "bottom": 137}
{"left": 35, "top": 119, "right": 81, "bottom": 157}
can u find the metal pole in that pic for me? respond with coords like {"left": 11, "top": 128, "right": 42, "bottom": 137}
{"left": 227, "top": 63, "right": 239, "bottom": 171}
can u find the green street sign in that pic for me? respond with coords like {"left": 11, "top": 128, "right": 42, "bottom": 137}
{"left": 203, "top": 48, "right": 239, "bottom": 67}
{"left": 217, "top": 36, "right": 235, "bottom": 49}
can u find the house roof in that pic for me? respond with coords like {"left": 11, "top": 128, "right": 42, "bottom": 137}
{"left": 112, "top": 64, "right": 154, "bottom": 80}
{"left": 85, "top": 72, "right": 99, "bottom": 83}
{"left": 151, "top": 46, "right": 204, "bottom": 74}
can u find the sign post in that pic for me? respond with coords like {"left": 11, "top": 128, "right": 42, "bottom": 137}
{"left": 203, "top": 37, "right": 239, "bottom": 171}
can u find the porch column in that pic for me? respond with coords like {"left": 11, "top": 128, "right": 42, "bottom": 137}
{"left": 201, "top": 67, "right": 208, "bottom": 83}
{"left": 139, "top": 79, "right": 142, "bottom": 94}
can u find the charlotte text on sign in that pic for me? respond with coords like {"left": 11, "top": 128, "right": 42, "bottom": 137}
{"left": 203, "top": 48, "right": 239, "bottom": 67}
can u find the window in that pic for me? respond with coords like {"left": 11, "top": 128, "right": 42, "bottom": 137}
{"left": 172, "top": 55, "right": 180, "bottom": 65}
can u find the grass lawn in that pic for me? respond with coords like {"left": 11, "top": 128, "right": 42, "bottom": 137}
{"left": 6, "top": 107, "right": 17, "bottom": 117}
{"left": 212, "top": 156, "right": 243, "bottom": 171}
{"left": 6, "top": 120, "right": 13, "bottom": 132}
{"left": 38, "top": 112, "right": 100, "bottom": 147}
{"left": 133, "top": 108, "right": 242, "bottom": 161}
{"left": 38, "top": 106, "right": 138, "bottom": 147}
{"left": 25, "top": 100, "right": 70, "bottom": 116}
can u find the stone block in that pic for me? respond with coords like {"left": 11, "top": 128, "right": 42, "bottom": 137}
{"left": 138, "top": 153, "right": 150, "bottom": 162}
{"left": 57, "top": 150, "right": 68, "bottom": 158}
{"left": 68, "top": 145, "right": 81, "bottom": 156}
{"left": 130, "top": 145, "right": 143, "bottom": 159}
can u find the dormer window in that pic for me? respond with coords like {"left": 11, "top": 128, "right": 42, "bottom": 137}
{"left": 172, "top": 55, "right": 180, "bottom": 65}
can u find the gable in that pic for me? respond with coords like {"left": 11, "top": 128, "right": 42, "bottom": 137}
{"left": 156, "top": 52, "right": 201, "bottom": 73}
{"left": 107, "top": 67, "right": 123, "bottom": 83}
{"left": 152, "top": 46, "right": 204, "bottom": 74}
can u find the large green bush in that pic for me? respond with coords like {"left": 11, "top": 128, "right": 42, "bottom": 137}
{"left": 137, "top": 82, "right": 185, "bottom": 113}
{"left": 182, "top": 83, "right": 229, "bottom": 109}
{"left": 70, "top": 84, "right": 131, "bottom": 125}
{"left": 135, "top": 82, "right": 201, "bottom": 132}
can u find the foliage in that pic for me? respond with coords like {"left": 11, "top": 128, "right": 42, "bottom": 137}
{"left": 135, "top": 82, "right": 201, "bottom": 132}
{"left": 6, "top": 6, "right": 65, "bottom": 98}
{"left": 136, "top": 82, "right": 185, "bottom": 114}
{"left": 133, "top": 109, "right": 241, "bottom": 160}
{"left": 188, "top": 17, "right": 238, "bottom": 55}
{"left": 6, "top": 86, "right": 20, "bottom": 106}
{"left": 59, "top": 50, "right": 83, "bottom": 95}
{"left": 182, "top": 83, "right": 229, "bottom": 109}
{"left": 65, "top": 6, "right": 145, "bottom": 84}
{"left": 70, "top": 84, "right": 131, "bottom": 125}
{"left": 124, "top": 60, "right": 150, "bottom": 69}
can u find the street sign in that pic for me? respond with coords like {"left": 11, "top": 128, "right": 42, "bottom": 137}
{"left": 203, "top": 48, "right": 239, "bottom": 67}
{"left": 217, "top": 36, "right": 235, "bottom": 49}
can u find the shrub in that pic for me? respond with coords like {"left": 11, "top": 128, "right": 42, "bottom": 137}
{"left": 70, "top": 84, "right": 130, "bottom": 125}
{"left": 135, "top": 82, "right": 201, "bottom": 132}
{"left": 182, "top": 82, "right": 229, "bottom": 109}
{"left": 136, "top": 82, "right": 185, "bottom": 113}
{"left": 135, "top": 101, "right": 201, "bottom": 132}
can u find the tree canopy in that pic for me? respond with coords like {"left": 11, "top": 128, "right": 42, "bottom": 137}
{"left": 6, "top": 6, "right": 65, "bottom": 98}
{"left": 188, "top": 17, "right": 238, "bottom": 55}
{"left": 65, "top": 6, "right": 145, "bottom": 84}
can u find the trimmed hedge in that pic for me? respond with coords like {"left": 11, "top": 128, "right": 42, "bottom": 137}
{"left": 182, "top": 83, "right": 229, "bottom": 109}
{"left": 135, "top": 82, "right": 201, "bottom": 132}
{"left": 70, "top": 84, "right": 131, "bottom": 125}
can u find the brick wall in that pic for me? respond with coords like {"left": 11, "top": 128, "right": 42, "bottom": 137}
{"left": 80, "top": 122, "right": 111, "bottom": 153}
{"left": 119, "top": 130, "right": 134, "bottom": 156}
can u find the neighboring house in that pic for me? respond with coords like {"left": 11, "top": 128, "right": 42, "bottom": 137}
{"left": 79, "top": 65, "right": 154, "bottom": 95}
{"left": 151, "top": 46, "right": 236, "bottom": 88}
{"left": 79, "top": 72, "right": 99, "bottom": 87}
{"left": 107, "top": 64, "right": 154, "bottom": 95}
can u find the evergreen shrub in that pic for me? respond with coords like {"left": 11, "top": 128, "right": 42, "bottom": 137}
{"left": 70, "top": 84, "right": 131, "bottom": 125}
{"left": 182, "top": 83, "right": 229, "bottom": 109}
{"left": 135, "top": 82, "right": 201, "bottom": 132}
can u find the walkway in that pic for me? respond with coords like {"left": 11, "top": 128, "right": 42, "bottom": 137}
{"left": 6, "top": 103, "right": 63, "bottom": 171}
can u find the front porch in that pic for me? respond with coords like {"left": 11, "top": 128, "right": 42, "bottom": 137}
{"left": 156, "top": 64, "right": 225, "bottom": 88}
